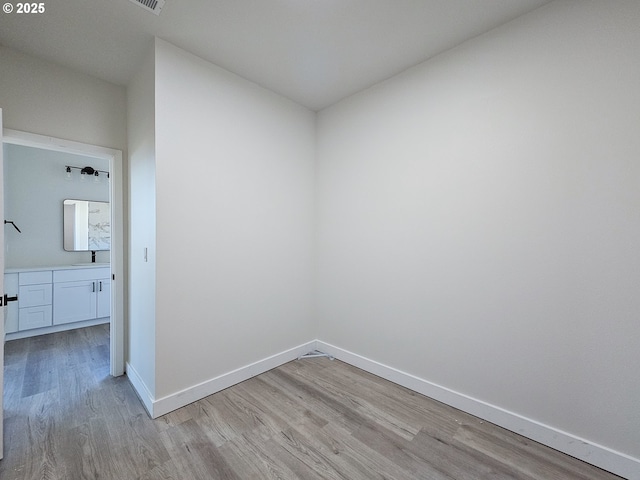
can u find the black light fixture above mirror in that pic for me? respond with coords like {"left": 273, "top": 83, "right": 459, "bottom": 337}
{"left": 65, "top": 165, "right": 110, "bottom": 182}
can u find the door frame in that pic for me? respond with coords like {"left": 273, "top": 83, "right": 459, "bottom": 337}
{"left": 3, "top": 128, "right": 125, "bottom": 376}
{"left": 1, "top": 108, "right": 5, "bottom": 460}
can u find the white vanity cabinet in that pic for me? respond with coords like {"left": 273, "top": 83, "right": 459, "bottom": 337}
{"left": 53, "top": 267, "right": 110, "bottom": 325}
{"left": 4, "top": 265, "right": 110, "bottom": 340}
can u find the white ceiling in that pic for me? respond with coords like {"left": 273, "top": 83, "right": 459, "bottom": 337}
{"left": 0, "top": 0, "right": 551, "bottom": 110}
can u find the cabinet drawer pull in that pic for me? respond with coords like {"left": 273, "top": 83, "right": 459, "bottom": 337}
{"left": 92, "top": 282, "right": 96, "bottom": 293}
{"left": 99, "top": 281, "right": 103, "bottom": 292}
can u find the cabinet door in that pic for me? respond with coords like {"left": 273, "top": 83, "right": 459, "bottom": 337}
{"left": 6, "top": 302, "right": 19, "bottom": 334}
{"left": 96, "top": 279, "right": 111, "bottom": 319}
{"left": 53, "top": 280, "right": 97, "bottom": 325}
{"left": 4, "top": 273, "right": 18, "bottom": 334}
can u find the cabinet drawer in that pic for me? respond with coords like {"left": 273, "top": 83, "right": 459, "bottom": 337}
{"left": 19, "top": 305, "right": 53, "bottom": 330}
{"left": 19, "top": 283, "right": 53, "bottom": 307}
{"left": 54, "top": 267, "right": 110, "bottom": 283}
{"left": 19, "top": 270, "right": 52, "bottom": 285}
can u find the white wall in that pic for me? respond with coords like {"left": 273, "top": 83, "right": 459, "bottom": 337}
{"left": 0, "top": 46, "right": 126, "bottom": 151}
{"left": 126, "top": 45, "right": 157, "bottom": 397}
{"left": 153, "top": 39, "right": 316, "bottom": 399}
{"left": 317, "top": 0, "right": 640, "bottom": 470}
{"left": 3, "top": 144, "right": 109, "bottom": 267}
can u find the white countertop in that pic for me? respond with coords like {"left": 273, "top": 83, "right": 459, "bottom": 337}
{"left": 5, "top": 264, "right": 110, "bottom": 274}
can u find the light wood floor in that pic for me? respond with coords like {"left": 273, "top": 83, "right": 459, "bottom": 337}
{"left": 1, "top": 325, "right": 622, "bottom": 480}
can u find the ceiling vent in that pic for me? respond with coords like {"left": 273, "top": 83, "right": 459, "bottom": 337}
{"left": 128, "top": 0, "right": 165, "bottom": 15}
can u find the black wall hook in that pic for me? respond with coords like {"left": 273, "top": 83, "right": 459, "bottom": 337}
{"left": 4, "top": 220, "right": 22, "bottom": 233}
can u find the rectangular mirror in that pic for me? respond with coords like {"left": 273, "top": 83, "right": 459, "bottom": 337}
{"left": 63, "top": 199, "right": 111, "bottom": 251}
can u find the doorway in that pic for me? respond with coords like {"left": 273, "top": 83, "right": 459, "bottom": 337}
{"left": 2, "top": 129, "right": 124, "bottom": 376}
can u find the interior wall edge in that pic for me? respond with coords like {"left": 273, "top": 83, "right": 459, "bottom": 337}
{"left": 125, "top": 361, "right": 155, "bottom": 417}
{"left": 315, "top": 340, "right": 640, "bottom": 480}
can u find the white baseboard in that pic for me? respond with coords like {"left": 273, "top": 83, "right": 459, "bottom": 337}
{"left": 316, "top": 340, "right": 639, "bottom": 480}
{"left": 124, "top": 339, "right": 637, "bottom": 479}
{"left": 125, "top": 361, "right": 154, "bottom": 417}
{"left": 149, "top": 340, "right": 317, "bottom": 418}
